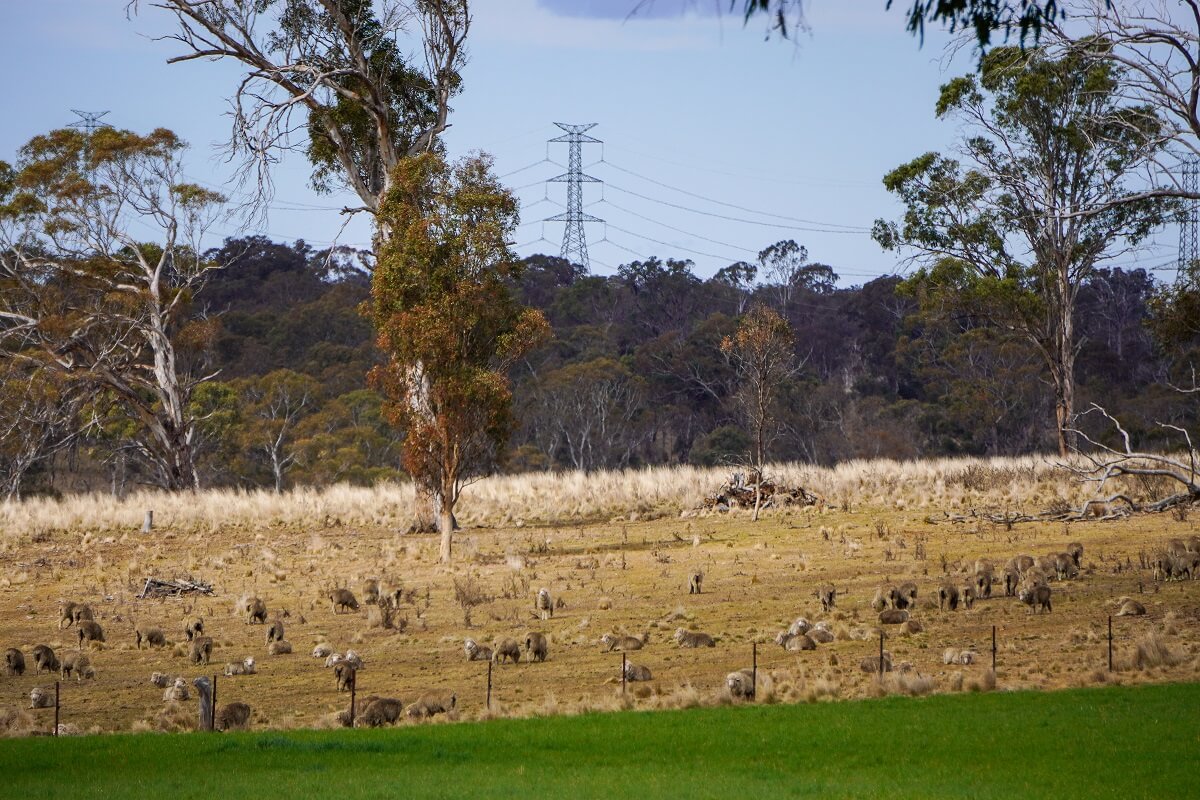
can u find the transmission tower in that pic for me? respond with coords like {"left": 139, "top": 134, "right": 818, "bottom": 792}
{"left": 546, "top": 123, "right": 603, "bottom": 270}
{"left": 1180, "top": 156, "right": 1200, "bottom": 284}
{"left": 68, "top": 110, "right": 111, "bottom": 135}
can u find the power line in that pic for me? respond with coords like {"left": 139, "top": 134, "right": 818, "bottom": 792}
{"left": 545, "top": 123, "right": 604, "bottom": 270}
{"left": 605, "top": 221, "right": 740, "bottom": 262}
{"left": 597, "top": 198, "right": 759, "bottom": 254}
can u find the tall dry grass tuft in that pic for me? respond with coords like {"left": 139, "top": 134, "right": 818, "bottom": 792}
{"left": 1115, "top": 631, "right": 1185, "bottom": 672}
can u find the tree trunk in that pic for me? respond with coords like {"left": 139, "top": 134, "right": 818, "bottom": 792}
{"left": 438, "top": 506, "right": 454, "bottom": 563}
{"left": 410, "top": 485, "right": 440, "bottom": 533}
{"left": 1053, "top": 275, "right": 1078, "bottom": 458}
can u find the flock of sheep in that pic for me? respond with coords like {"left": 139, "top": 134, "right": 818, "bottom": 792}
{"left": 3, "top": 530, "right": 1196, "bottom": 733}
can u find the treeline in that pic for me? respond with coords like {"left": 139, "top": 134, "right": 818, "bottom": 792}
{"left": 4, "top": 235, "right": 1194, "bottom": 497}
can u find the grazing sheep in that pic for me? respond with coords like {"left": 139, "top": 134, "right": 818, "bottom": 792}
{"left": 149, "top": 672, "right": 173, "bottom": 689}
{"left": 31, "top": 645, "right": 58, "bottom": 676}
{"left": 216, "top": 702, "right": 252, "bottom": 731}
{"left": 859, "top": 652, "right": 893, "bottom": 673}
{"left": 938, "top": 583, "right": 960, "bottom": 611}
{"left": 808, "top": 626, "right": 835, "bottom": 644}
{"left": 726, "top": 668, "right": 755, "bottom": 699}
{"left": 890, "top": 582, "right": 917, "bottom": 610}
{"left": 623, "top": 662, "right": 653, "bottom": 682}
{"left": 493, "top": 638, "right": 521, "bottom": 664}
{"left": 224, "top": 657, "right": 257, "bottom": 676}
{"left": 189, "top": 636, "right": 213, "bottom": 665}
{"left": 329, "top": 589, "right": 359, "bottom": 614}
{"left": 342, "top": 650, "right": 364, "bottom": 670}
{"left": 59, "top": 602, "right": 85, "bottom": 629}
{"left": 244, "top": 597, "right": 268, "bottom": 624}
{"left": 163, "top": 677, "right": 190, "bottom": 702}
{"left": 266, "top": 620, "right": 285, "bottom": 644}
{"left": 407, "top": 694, "right": 457, "bottom": 719}
{"left": 333, "top": 660, "right": 356, "bottom": 692}
{"left": 361, "top": 579, "right": 380, "bottom": 606}
{"left": 1035, "top": 555, "right": 1058, "bottom": 579}
{"left": 525, "top": 631, "right": 549, "bottom": 663}
{"left": 1053, "top": 553, "right": 1079, "bottom": 581}
{"left": 379, "top": 582, "right": 404, "bottom": 610}
{"left": 267, "top": 640, "right": 292, "bottom": 655}
{"left": 600, "top": 634, "right": 644, "bottom": 652}
{"left": 535, "top": 587, "right": 553, "bottom": 620}
{"left": 71, "top": 605, "right": 95, "bottom": 625}
{"left": 1003, "top": 567, "right": 1020, "bottom": 597}
{"left": 1019, "top": 584, "right": 1052, "bottom": 614}
{"left": 184, "top": 617, "right": 204, "bottom": 641}
{"left": 974, "top": 568, "right": 993, "bottom": 599}
{"left": 688, "top": 570, "right": 703, "bottom": 595}
{"left": 870, "top": 587, "right": 889, "bottom": 612}
{"left": 942, "top": 648, "right": 962, "bottom": 665}
{"left": 464, "top": 639, "right": 493, "bottom": 662}
{"left": 816, "top": 584, "right": 837, "bottom": 613}
{"left": 1067, "top": 542, "right": 1084, "bottom": 568}
{"left": 973, "top": 558, "right": 993, "bottom": 577}
{"left": 312, "top": 643, "right": 332, "bottom": 659}
{"left": 672, "top": 628, "right": 716, "bottom": 648}
{"left": 4, "top": 648, "right": 25, "bottom": 676}
{"left": 1011, "top": 554, "right": 1035, "bottom": 576}
{"left": 136, "top": 627, "right": 166, "bottom": 649}
{"left": 359, "top": 697, "right": 404, "bottom": 727}
{"left": 77, "top": 620, "right": 105, "bottom": 647}
{"left": 783, "top": 633, "right": 817, "bottom": 651}
{"left": 1116, "top": 598, "right": 1146, "bottom": 617}
{"left": 787, "top": 618, "right": 812, "bottom": 637}
{"left": 878, "top": 609, "right": 909, "bottom": 625}
{"left": 61, "top": 652, "right": 93, "bottom": 681}
{"left": 325, "top": 652, "right": 345, "bottom": 669}
{"left": 29, "top": 687, "right": 54, "bottom": 709}
{"left": 960, "top": 585, "right": 977, "bottom": 610}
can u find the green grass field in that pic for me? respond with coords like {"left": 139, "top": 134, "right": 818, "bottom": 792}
{"left": 2, "top": 683, "right": 1195, "bottom": 799}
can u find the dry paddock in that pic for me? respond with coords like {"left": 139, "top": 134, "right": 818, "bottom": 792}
{"left": 1, "top": 489, "right": 1199, "bottom": 734}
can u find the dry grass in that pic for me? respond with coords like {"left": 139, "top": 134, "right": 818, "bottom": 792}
{"left": 0, "top": 455, "right": 1198, "bottom": 735}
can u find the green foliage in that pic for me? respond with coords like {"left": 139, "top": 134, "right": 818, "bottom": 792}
{"left": 689, "top": 424, "right": 751, "bottom": 467}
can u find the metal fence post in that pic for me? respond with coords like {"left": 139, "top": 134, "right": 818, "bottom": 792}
{"left": 751, "top": 642, "right": 757, "bottom": 700}
{"left": 486, "top": 660, "right": 493, "bottom": 709}
{"left": 991, "top": 625, "right": 997, "bottom": 673}
{"left": 621, "top": 652, "right": 627, "bottom": 694}
{"left": 1108, "top": 616, "right": 1113, "bottom": 672}
{"left": 54, "top": 681, "right": 59, "bottom": 737}
{"left": 349, "top": 670, "right": 357, "bottom": 727}
{"left": 878, "top": 631, "right": 884, "bottom": 678}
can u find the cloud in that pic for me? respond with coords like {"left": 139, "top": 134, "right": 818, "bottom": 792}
{"left": 475, "top": 0, "right": 729, "bottom": 52}
{"left": 535, "top": 0, "right": 722, "bottom": 20}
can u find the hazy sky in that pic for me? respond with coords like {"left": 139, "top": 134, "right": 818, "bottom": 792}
{"left": 0, "top": 1, "right": 1179, "bottom": 284}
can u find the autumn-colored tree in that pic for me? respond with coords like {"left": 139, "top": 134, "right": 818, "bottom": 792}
{"left": 721, "top": 305, "right": 801, "bottom": 521}
{"left": 370, "top": 153, "right": 548, "bottom": 561}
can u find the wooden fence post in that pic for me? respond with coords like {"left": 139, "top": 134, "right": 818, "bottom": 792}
{"left": 195, "top": 676, "right": 213, "bottom": 731}
{"left": 211, "top": 674, "right": 218, "bottom": 731}
{"left": 878, "top": 631, "right": 884, "bottom": 678}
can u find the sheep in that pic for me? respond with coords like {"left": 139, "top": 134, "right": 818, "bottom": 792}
{"left": 1053, "top": 552, "right": 1079, "bottom": 581}
{"left": 329, "top": 589, "right": 359, "bottom": 614}
{"left": 224, "top": 657, "right": 257, "bottom": 676}
{"left": 870, "top": 587, "right": 889, "bottom": 612}
{"left": 244, "top": 597, "right": 268, "bottom": 624}
{"left": 163, "top": 677, "right": 190, "bottom": 702}
{"left": 189, "top": 636, "right": 213, "bottom": 665}
{"left": 859, "top": 652, "right": 893, "bottom": 673}
{"left": 782, "top": 633, "right": 817, "bottom": 651}
{"left": 808, "top": 626, "right": 835, "bottom": 644}
{"left": 960, "top": 585, "right": 977, "bottom": 610}
{"left": 1067, "top": 542, "right": 1084, "bottom": 568}
{"left": 61, "top": 652, "right": 93, "bottom": 681}
{"left": 1035, "top": 555, "right": 1058, "bottom": 579}
{"left": 1010, "top": 554, "right": 1035, "bottom": 576}
{"left": 4, "top": 648, "right": 25, "bottom": 676}
{"left": 525, "top": 631, "right": 549, "bottom": 663}
{"left": 359, "top": 697, "right": 404, "bottom": 727}
{"left": 688, "top": 570, "right": 703, "bottom": 595}
{"left": 464, "top": 639, "right": 493, "bottom": 661}
{"left": 267, "top": 640, "right": 292, "bottom": 655}
{"left": 407, "top": 694, "right": 457, "bottom": 719}
{"left": 149, "top": 672, "right": 173, "bottom": 689}
{"left": 312, "top": 643, "right": 333, "bottom": 659}
{"left": 379, "top": 582, "right": 404, "bottom": 610}
{"left": 726, "top": 668, "right": 755, "bottom": 699}
{"left": 787, "top": 617, "right": 812, "bottom": 637}
{"left": 974, "top": 567, "right": 993, "bottom": 599}
{"left": 1019, "top": 584, "right": 1052, "bottom": 614}
{"left": 31, "top": 645, "right": 59, "bottom": 676}
{"left": 973, "top": 558, "right": 993, "bottom": 577}
{"left": 672, "top": 628, "right": 716, "bottom": 648}
{"left": 361, "top": 579, "right": 380, "bottom": 606}
{"left": 59, "top": 601, "right": 89, "bottom": 629}
{"left": 216, "top": 702, "right": 252, "bottom": 731}
{"left": 600, "top": 634, "right": 644, "bottom": 652}
{"left": 333, "top": 660, "right": 356, "bottom": 692}
{"left": 942, "top": 648, "right": 962, "bottom": 665}
{"left": 889, "top": 582, "right": 917, "bottom": 610}
{"left": 184, "top": 617, "right": 204, "bottom": 641}
{"left": 1116, "top": 598, "right": 1146, "bottom": 617}
{"left": 958, "top": 650, "right": 979, "bottom": 665}
{"left": 266, "top": 619, "right": 285, "bottom": 644}
{"left": 879, "top": 609, "right": 909, "bottom": 625}
{"left": 1003, "top": 567, "right": 1020, "bottom": 597}
{"left": 623, "top": 662, "right": 653, "bottom": 682}
{"left": 535, "top": 587, "right": 553, "bottom": 620}
{"left": 938, "top": 583, "right": 960, "bottom": 611}
{"left": 342, "top": 650, "right": 364, "bottom": 670}
{"left": 816, "top": 584, "right": 837, "bottom": 613}
{"left": 493, "top": 638, "right": 521, "bottom": 664}
{"left": 136, "top": 627, "right": 166, "bottom": 649}
{"left": 325, "top": 652, "right": 345, "bottom": 669}
{"left": 29, "top": 687, "right": 54, "bottom": 709}
{"left": 77, "top": 620, "right": 105, "bottom": 647}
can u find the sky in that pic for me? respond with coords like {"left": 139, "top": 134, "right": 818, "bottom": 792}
{"left": 0, "top": 0, "right": 1181, "bottom": 285}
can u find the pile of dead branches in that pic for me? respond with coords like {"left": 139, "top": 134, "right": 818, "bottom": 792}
{"left": 701, "top": 471, "right": 820, "bottom": 512}
{"left": 138, "top": 576, "right": 214, "bottom": 599}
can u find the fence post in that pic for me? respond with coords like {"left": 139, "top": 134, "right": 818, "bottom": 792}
{"left": 991, "top": 625, "right": 997, "bottom": 673}
{"left": 1107, "top": 616, "right": 1113, "bottom": 672}
{"left": 621, "top": 652, "right": 627, "bottom": 695}
{"left": 349, "top": 669, "right": 357, "bottom": 728}
{"left": 211, "top": 674, "right": 218, "bottom": 731}
{"left": 878, "top": 631, "right": 884, "bottom": 678}
{"left": 486, "top": 659, "right": 493, "bottom": 710}
{"left": 751, "top": 642, "right": 758, "bottom": 701}
{"left": 54, "top": 681, "right": 59, "bottom": 737}
{"left": 142, "top": 509, "right": 153, "bottom": 533}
